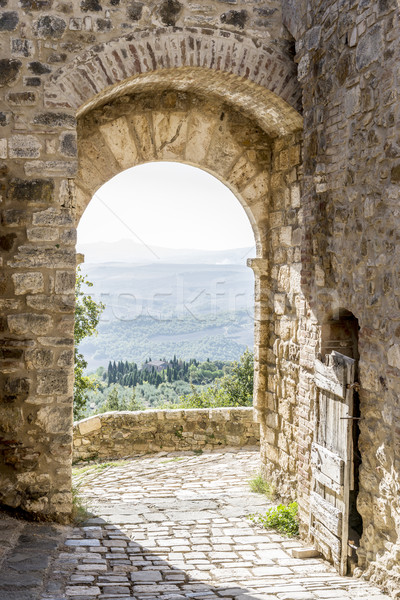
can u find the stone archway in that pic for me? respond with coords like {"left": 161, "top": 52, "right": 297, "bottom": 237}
{"left": 0, "top": 21, "right": 302, "bottom": 521}
{"left": 44, "top": 27, "right": 302, "bottom": 122}
{"left": 74, "top": 86, "right": 303, "bottom": 480}
{"left": 75, "top": 89, "right": 273, "bottom": 250}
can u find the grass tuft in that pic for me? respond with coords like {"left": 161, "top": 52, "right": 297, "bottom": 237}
{"left": 72, "top": 460, "right": 128, "bottom": 478}
{"left": 248, "top": 472, "right": 276, "bottom": 499}
{"left": 71, "top": 485, "right": 91, "bottom": 524}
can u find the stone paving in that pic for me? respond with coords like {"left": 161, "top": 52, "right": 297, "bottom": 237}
{"left": 0, "top": 448, "right": 392, "bottom": 600}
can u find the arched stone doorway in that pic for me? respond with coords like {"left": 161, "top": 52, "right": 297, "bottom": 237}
{"left": 74, "top": 83, "right": 303, "bottom": 466}
{"left": 0, "top": 23, "right": 303, "bottom": 520}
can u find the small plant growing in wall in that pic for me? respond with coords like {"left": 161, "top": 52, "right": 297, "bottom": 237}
{"left": 174, "top": 425, "right": 184, "bottom": 438}
{"left": 250, "top": 502, "right": 299, "bottom": 537}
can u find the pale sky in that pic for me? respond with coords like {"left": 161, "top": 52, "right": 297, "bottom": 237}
{"left": 77, "top": 162, "right": 255, "bottom": 250}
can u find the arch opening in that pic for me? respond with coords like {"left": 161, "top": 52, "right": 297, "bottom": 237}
{"left": 75, "top": 161, "right": 256, "bottom": 418}
{"left": 75, "top": 88, "right": 277, "bottom": 257}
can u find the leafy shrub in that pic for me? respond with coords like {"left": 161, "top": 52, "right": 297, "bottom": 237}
{"left": 250, "top": 502, "right": 299, "bottom": 536}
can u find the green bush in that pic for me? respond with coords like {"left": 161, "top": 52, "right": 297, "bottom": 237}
{"left": 250, "top": 502, "right": 299, "bottom": 536}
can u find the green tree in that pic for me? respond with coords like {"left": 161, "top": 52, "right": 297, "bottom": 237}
{"left": 126, "top": 387, "right": 145, "bottom": 411}
{"left": 74, "top": 266, "right": 105, "bottom": 420}
{"left": 177, "top": 349, "right": 254, "bottom": 409}
{"left": 100, "top": 385, "right": 124, "bottom": 412}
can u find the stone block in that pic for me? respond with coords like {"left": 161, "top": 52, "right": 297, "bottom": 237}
{"left": 27, "top": 227, "right": 59, "bottom": 242}
{"left": 27, "top": 295, "right": 74, "bottom": 313}
{"left": 131, "top": 570, "right": 162, "bottom": 581}
{"left": 387, "top": 345, "right": 400, "bottom": 370}
{"left": 8, "top": 178, "right": 54, "bottom": 204}
{"left": 32, "top": 207, "right": 73, "bottom": 226}
{"left": 279, "top": 226, "right": 292, "bottom": 247}
{"left": 291, "top": 547, "right": 320, "bottom": 559}
{"left": 26, "top": 348, "right": 54, "bottom": 369}
{"left": 2, "top": 209, "right": 28, "bottom": 226}
{"left": 0, "top": 58, "right": 21, "bottom": 87}
{"left": 57, "top": 349, "right": 73, "bottom": 367}
{"left": 55, "top": 271, "right": 75, "bottom": 294}
{"left": 37, "top": 370, "right": 70, "bottom": 395}
{"left": 33, "top": 112, "right": 75, "bottom": 128}
{"left": 0, "top": 405, "right": 23, "bottom": 432}
{"left": 8, "top": 313, "right": 52, "bottom": 335}
{"left": 242, "top": 171, "right": 269, "bottom": 203}
{"left": 9, "top": 135, "right": 41, "bottom": 159}
{"left": 220, "top": 8, "right": 247, "bottom": 29}
{"left": 0, "top": 11, "right": 19, "bottom": 31}
{"left": 128, "top": 114, "right": 155, "bottom": 162}
{"left": 79, "top": 417, "right": 102, "bottom": 435}
{"left": 158, "top": 0, "right": 182, "bottom": 26}
{"left": 37, "top": 406, "right": 72, "bottom": 434}
{"left": 99, "top": 117, "right": 138, "bottom": 169}
{"left": 0, "top": 138, "right": 6, "bottom": 159}
{"left": 60, "top": 133, "right": 77, "bottom": 157}
{"left": 33, "top": 15, "right": 66, "bottom": 39}
{"left": 7, "top": 91, "right": 37, "bottom": 108}
{"left": 24, "top": 160, "right": 77, "bottom": 177}
{"left": 153, "top": 112, "right": 188, "bottom": 160}
{"left": 65, "top": 585, "right": 101, "bottom": 596}
{"left": 356, "top": 24, "right": 382, "bottom": 71}
{"left": 274, "top": 293, "right": 286, "bottom": 315}
{"left": 12, "top": 38, "right": 34, "bottom": 57}
{"left": 12, "top": 272, "right": 44, "bottom": 295}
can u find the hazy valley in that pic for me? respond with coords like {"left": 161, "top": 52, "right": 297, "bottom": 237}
{"left": 78, "top": 241, "right": 256, "bottom": 371}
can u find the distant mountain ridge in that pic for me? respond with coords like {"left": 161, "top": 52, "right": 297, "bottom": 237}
{"left": 77, "top": 238, "right": 255, "bottom": 265}
{"left": 80, "top": 261, "right": 254, "bottom": 321}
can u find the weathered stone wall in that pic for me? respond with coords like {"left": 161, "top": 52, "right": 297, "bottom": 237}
{"left": 281, "top": 0, "right": 400, "bottom": 595}
{"left": 250, "top": 129, "right": 304, "bottom": 502}
{"left": 2, "top": 0, "right": 400, "bottom": 595}
{"left": 73, "top": 407, "right": 260, "bottom": 462}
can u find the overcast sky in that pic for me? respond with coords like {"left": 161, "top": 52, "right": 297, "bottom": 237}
{"left": 77, "top": 162, "right": 255, "bottom": 251}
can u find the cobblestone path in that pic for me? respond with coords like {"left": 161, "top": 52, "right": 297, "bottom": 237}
{"left": 63, "top": 449, "right": 389, "bottom": 600}
{"left": 0, "top": 449, "right": 391, "bottom": 599}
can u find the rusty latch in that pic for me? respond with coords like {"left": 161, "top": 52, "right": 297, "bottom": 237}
{"left": 346, "top": 382, "right": 360, "bottom": 392}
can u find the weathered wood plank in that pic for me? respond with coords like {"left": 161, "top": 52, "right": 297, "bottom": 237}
{"left": 311, "top": 442, "right": 344, "bottom": 486}
{"left": 315, "top": 359, "right": 345, "bottom": 397}
{"left": 311, "top": 350, "right": 355, "bottom": 576}
{"left": 315, "top": 352, "right": 355, "bottom": 398}
{"left": 312, "top": 466, "right": 343, "bottom": 495}
{"left": 310, "top": 521, "right": 341, "bottom": 559}
{"left": 310, "top": 491, "right": 342, "bottom": 537}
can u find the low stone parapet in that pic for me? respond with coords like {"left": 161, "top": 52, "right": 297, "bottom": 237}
{"left": 73, "top": 407, "right": 259, "bottom": 462}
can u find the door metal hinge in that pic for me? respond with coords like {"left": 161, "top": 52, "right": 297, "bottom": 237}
{"left": 346, "top": 382, "right": 360, "bottom": 392}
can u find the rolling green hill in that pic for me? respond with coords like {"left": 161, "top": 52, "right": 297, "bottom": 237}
{"left": 79, "top": 260, "right": 255, "bottom": 370}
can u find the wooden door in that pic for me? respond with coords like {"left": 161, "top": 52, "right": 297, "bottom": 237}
{"left": 310, "top": 350, "right": 355, "bottom": 576}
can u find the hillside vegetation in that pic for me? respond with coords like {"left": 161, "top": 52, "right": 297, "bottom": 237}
{"left": 78, "top": 259, "right": 254, "bottom": 370}
{"left": 80, "top": 351, "right": 253, "bottom": 419}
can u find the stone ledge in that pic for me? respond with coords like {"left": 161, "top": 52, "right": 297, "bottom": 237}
{"left": 73, "top": 407, "right": 260, "bottom": 462}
